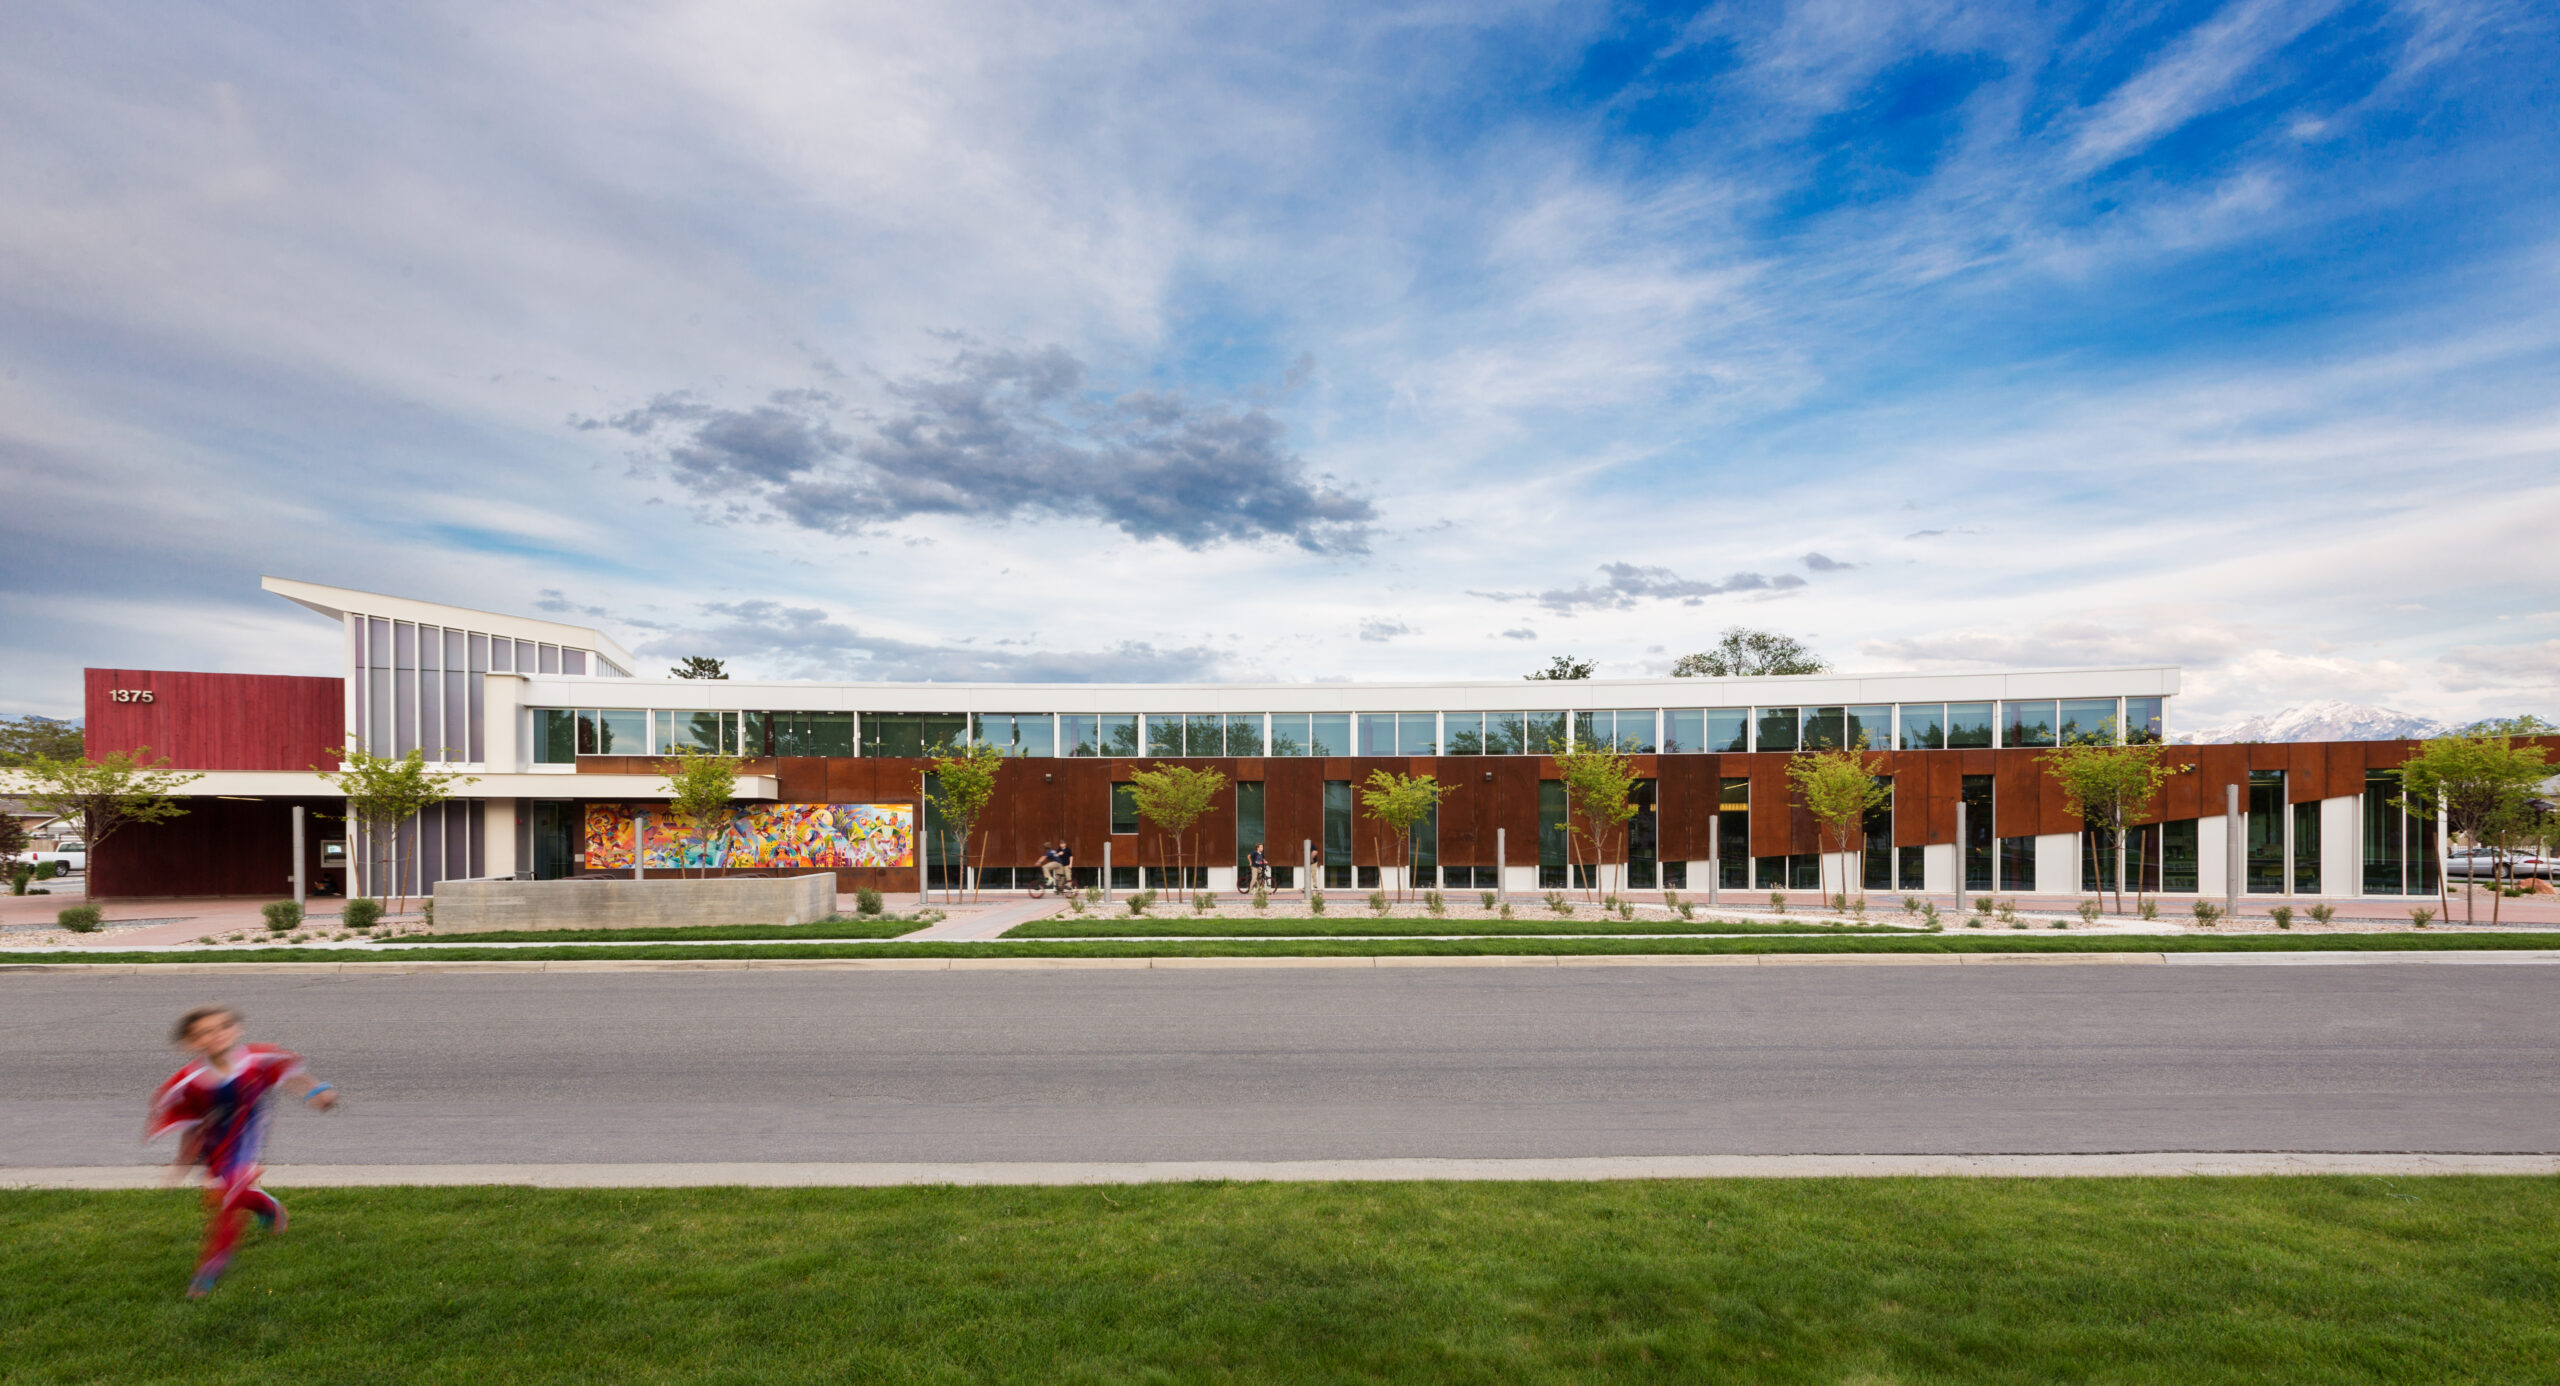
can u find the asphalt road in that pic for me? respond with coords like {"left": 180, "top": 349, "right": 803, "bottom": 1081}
{"left": 6, "top": 965, "right": 2557, "bottom": 1166}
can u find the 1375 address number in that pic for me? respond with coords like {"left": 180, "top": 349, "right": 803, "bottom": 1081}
{"left": 109, "top": 689, "right": 155, "bottom": 703}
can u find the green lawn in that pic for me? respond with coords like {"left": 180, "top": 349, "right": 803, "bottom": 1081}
{"left": 7, "top": 1178, "right": 2556, "bottom": 1384}
{"left": 15, "top": 931, "right": 2560, "bottom": 965}
{"left": 420, "top": 916, "right": 920, "bottom": 943}
{"left": 1012, "top": 916, "right": 1911, "bottom": 938}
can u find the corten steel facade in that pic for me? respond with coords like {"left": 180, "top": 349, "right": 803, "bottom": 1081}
{"left": 67, "top": 576, "right": 2534, "bottom": 902}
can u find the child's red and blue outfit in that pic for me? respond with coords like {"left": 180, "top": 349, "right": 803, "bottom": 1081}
{"left": 148, "top": 1044, "right": 303, "bottom": 1293}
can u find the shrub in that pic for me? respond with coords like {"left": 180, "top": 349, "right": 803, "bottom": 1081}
{"left": 1830, "top": 892, "right": 1848, "bottom": 913}
{"left": 1498, "top": 902, "right": 1515, "bottom": 920}
{"left": 1084, "top": 887, "right": 1104, "bottom": 905}
{"left": 1675, "top": 901, "right": 1696, "bottom": 921}
{"left": 1618, "top": 901, "right": 1635, "bottom": 921}
{"left": 1902, "top": 894, "right": 1924, "bottom": 915}
{"left": 1973, "top": 896, "right": 1994, "bottom": 916}
{"left": 1920, "top": 901, "right": 1941, "bottom": 927}
{"left": 8, "top": 864, "right": 30, "bottom": 895}
{"left": 1769, "top": 891, "right": 1788, "bottom": 914}
{"left": 35, "top": 859, "right": 61, "bottom": 881}
{"left": 1849, "top": 897, "right": 1867, "bottom": 920}
{"left": 1663, "top": 889, "right": 1681, "bottom": 909}
{"left": 1478, "top": 891, "right": 1497, "bottom": 911}
{"left": 1252, "top": 887, "right": 1270, "bottom": 911}
{"left": 1309, "top": 891, "right": 1326, "bottom": 915}
{"left": 2191, "top": 901, "right": 2223, "bottom": 927}
{"left": 2270, "top": 905, "right": 2294, "bottom": 930}
{"left": 1129, "top": 890, "right": 1156, "bottom": 916}
{"left": 854, "top": 889, "right": 885, "bottom": 916}
{"left": 2076, "top": 899, "right": 2102, "bottom": 924}
{"left": 262, "top": 901, "right": 304, "bottom": 933}
{"left": 1545, "top": 891, "right": 1573, "bottom": 917}
{"left": 2138, "top": 899, "right": 2160, "bottom": 921}
{"left": 1068, "top": 894, "right": 1087, "bottom": 915}
{"left": 1965, "top": 917, "right": 1983, "bottom": 928}
{"left": 1604, "top": 893, "right": 1623, "bottom": 913}
{"left": 1192, "top": 891, "right": 1213, "bottom": 914}
{"left": 57, "top": 903, "right": 104, "bottom": 933}
{"left": 1995, "top": 900, "right": 2019, "bottom": 926}
{"left": 1366, "top": 890, "right": 1389, "bottom": 916}
{"left": 343, "top": 898, "right": 384, "bottom": 930}
{"left": 2410, "top": 906, "right": 2435, "bottom": 928}
{"left": 2309, "top": 903, "right": 2336, "bottom": 925}
{"left": 2011, "top": 919, "right": 2028, "bottom": 930}
{"left": 2051, "top": 919, "right": 2069, "bottom": 929}
{"left": 1424, "top": 890, "right": 1446, "bottom": 917}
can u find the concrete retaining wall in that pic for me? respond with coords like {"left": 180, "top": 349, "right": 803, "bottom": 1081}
{"left": 429, "top": 875, "right": 837, "bottom": 933}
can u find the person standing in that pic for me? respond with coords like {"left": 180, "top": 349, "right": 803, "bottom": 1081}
{"left": 1248, "top": 842, "right": 1270, "bottom": 891}
{"left": 147, "top": 1006, "right": 340, "bottom": 1297}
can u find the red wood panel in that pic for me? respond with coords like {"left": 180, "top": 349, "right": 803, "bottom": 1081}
{"left": 89, "top": 796, "right": 338, "bottom": 898}
{"left": 85, "top": 669, "right": 344, "bottom": 772}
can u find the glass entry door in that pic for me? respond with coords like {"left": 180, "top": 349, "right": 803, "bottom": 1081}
{"left": 531, "top": 800, "right": 575, "bottom": 880}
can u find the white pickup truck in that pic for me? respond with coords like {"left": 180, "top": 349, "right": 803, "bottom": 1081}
{"left": 14, "top": 842, "right": 85, "bottom": 875}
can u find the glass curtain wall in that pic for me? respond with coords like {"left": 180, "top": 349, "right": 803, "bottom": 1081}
{"left": 1846, "top": 706, "right": 1890, "bottom": 751}
{"left": 1538, "top": 780, "right": 1569, "bottom": 890}
{"left": 1109, "top": 782, "right": 1139, "bottom": 835}
{"left": 2246, "top": 771, "right": 2286, "bottom": 893}
{"left": 2060, "top": 700, "right": 2118, "bottom": 744}
{"left": 1862, "top": 778, "right": 1894, "bottom": 890}
{"left": 973, "top": 714, "right": 1056, "bottom": 756}
{"left": 2002, "top": 701, "right": 2058, "bottom": 748}
{"left": 1625, "top": 779, "right": 1658, "bottom": 889}
{"left": 2293, "top": 800, "right": 2321, "bottom": 893}
{"left": 2162, "top": 819, "right": 2200, "bottom": 892}
{"left": 1755, "top": 708, "right": 1799, "bottom": 752}
{"left": 1062, "top": 715, "right": 1140, "bottom": 757}
{"left": 1998, "top": 836, "right": 2036, "bottom": 892}
{"left": 1900, "top": 705, "right": 1947, "bottom": 749}
{"left": 1322, "top": 781, "right": 1353, "bottom": 889}
{"left": 2362, "top": 770, "right": 2439, "bottom": 895}
{"left": 1962, "top": 775, "right": 1995, "bottom": 890}
{"left": 766, "top": 711, "right": 856, "bottom": 757}
{"left": 1719, "top": 778, "right": 1749, "bottom": 888}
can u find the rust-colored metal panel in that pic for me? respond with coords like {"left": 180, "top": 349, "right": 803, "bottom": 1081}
{"left": 1627, "top": 754, "right": 1658, "bottom": 778}
{"left": 775, "top": 758, "right": 828, "bottom": 803}
{"left": 2286, "top": 744, "right": 2326, "bottom": 803}
{"left": 2328, "top": 742, "right": 2366, "bottom": 798}
{"left": 2248, "top": 743, "right": 2290, "bottom": 772}
{"left": 1233, "top": 758, "right": 1265, "bottom": 781}
{"left": 1893, "top": 752, "right": 1940, "bottom": 846}
{"left": 1495, "top": 758, "right": 1542, "bottom": 865}
{"left": 2366, "top": 739, "right": 2414, "bottom": 770}
{"left": 1261, "top": 758, "right": 1320, "bottom": 859}
{"left": 2037, "top": 757, "right": 2082, "bottom": 835}
{"left": 1749, "top": 755, "right": 1793, "bottom": 857}
{"left": 1990, "top": 751, "right": 2033, "bottom": 838}
{"left": 2148, "top": 752, "right": 2200, "bottom": 823}
{"left": 85, "top": 669, "right": 346, "bottom": 772}
{"left": 1656, "top": 755, "right": 1713, "bottom": 861}
{"left": 2194, "top": 745, "right": 2249, "bottom": 817}
{"left": 1062, "top": 761, "right": 1110, "bottom": 861}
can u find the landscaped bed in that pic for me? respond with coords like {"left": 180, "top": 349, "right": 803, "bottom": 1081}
{"left": 421, "top": 915, "right": 928, "bottom": 944}
{"left": 1011, "top": 916, "right": 1917, "bottom": 938}
{"left": 7, "top": 1177, "right": 2556, "bottom": 1383}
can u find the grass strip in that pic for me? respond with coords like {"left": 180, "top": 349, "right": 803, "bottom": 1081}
{"left": 421, "top": 916, "right": 919, "bottom": 944}
{"left": 1012, "top": 916, "right": 1910, "bottom": 937}
{"left": 7, "top": 1178, "right": 2557, "bottom": 1384}
{"left": 11, "top": 931, "right": 2560, "bottom": 965}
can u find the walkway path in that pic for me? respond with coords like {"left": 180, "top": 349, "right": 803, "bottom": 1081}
{"left": 899, "top": 894, "right": 1074, "bottom": 940}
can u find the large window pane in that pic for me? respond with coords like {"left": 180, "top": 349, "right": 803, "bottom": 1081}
{"left": 919, "top": 714, "right": 966, "bottom": 755}
{"left": 2060, "top": 699, "right": 2118, "bottom": 745}
{"left": 2124, "top": 697, "right": 2165, "bottom": 744}
{"left": 2247, "top": 771, "right": 2285, "bottom": 893}
{"left": 1707, "top": 708, "right": 1748, "bottom": 753}
{"left": 1323, "top": 780, "right": 1354, "bottom": 888}
{"left": 1358, "top": 714, "right": 1396, "bottom": 756}
{"left": 2163, "top": 818, "right": 2199, "bottom": 892}
{"left": 1147, "top": 715, "right": 1186, "bottom": 757}
{"left": 2002, "top": 701, "right": 2058, "bottom": 748}
{"left": 1311, "top": 714, "right": 1351, "bottom": 758}
{"left": 1664, "top": 709, "right": 1704, "bottom": 753}
{"left": 1525, "top": 711, "right": 1568, "bottom": 755}
{"left": 1900, "top": 704, "right": 1946, "bottom": 750}
{"left": 863, "top": 714, "right": 922, "bottom": 758}
{"left": 1962, "top": 774, "right": 1994, "bottom": 889}
{"left": 598, "top": 709, "right": 647, "bottom": 755}
{"left": 1574, "top": 711, "right": 1606, "bottom": 750}
{"left": 1719, "top": 778, "right": 1749, "bottom": 888}
{"left": 562, "top": 649, "right": 587, "bottom": 676}
{"left": 1486, "top": 712, "right": 1525, "bottom": 756}
{"left": 534, "top": 709, "right": 577, "bottom": 764}
{"left": 1183, "top": 713, "right": 1221, "bottom": 756}
{"left": 1864, "top": 777, "right": 1894, "bottom": 889}
{"left": 575, "top": 710, "right": 599, "bottom": 756}
{"left": 1538, "top": 780, "right": 1568, "bottom": 890}
{"left": 2294, "top": 800, "right": 2321, "bottom": 894}
{"left": 1615, "top": 711, "right": 1655, "bottom": 754}
{"left": 1802, "top": 707, "right": 1845, "bottom": 751}
{"left": 1755, "top": 707, "right": 1799, "bottom": 752}
{"left": 1224, "top": 714, "right": 1262, "bottom": 757}
{"left": 1444, "top": 712, "right": 1486, "bottom": 755}
{"left": 1845, "top": 705, "right": 1889, "bottom": 752}
{"left": 1110, "top": 783, "right": 1138, "bottom": 835}
{"left": 1267, "top": 714, "right": 1311, "bottom": 757}
{"left": 1398, "top": 713, "right": 1437, "bottom": 755}
{"left": 1999, "top": 835, "right": 2036, "bottom": 891}
{"left": 1946, "top": 702, "right": 1994, "bottom": 748}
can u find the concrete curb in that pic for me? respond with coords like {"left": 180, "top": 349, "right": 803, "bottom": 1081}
{"left": 9, "top": 1152, "right": 2556, "bottom": 1189}
{"left": 7, "top": 950, "right": 2560, "bottom": 976}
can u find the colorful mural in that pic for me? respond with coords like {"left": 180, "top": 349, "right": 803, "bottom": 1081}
{"left": 584, "top": 802, "right": 915, "bottom": 871}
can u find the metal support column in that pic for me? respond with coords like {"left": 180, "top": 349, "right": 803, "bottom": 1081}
{"left": 292, "top": 807, "right": 306, "bottom": 911}
{"left": 2226, "top": 782, "right": 2242, "bottom": 916}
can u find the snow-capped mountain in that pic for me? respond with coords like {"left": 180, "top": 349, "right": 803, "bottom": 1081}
{"left": 2175, "top": 700, "right": 2454, "bottom": 745}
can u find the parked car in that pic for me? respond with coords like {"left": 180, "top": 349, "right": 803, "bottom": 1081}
{"left": 14, "top": 841, "right": 85, "bottom": 875}
{"left": 2445, "top": 848, "right": 2549, "bottom": 879}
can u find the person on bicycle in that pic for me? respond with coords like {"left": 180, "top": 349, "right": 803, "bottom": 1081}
{"left": 1041, "top": 842, "right": 1072, "bottom": 894}
{"left": 1248, "top": 842, "right": 1270, "bottom": 891}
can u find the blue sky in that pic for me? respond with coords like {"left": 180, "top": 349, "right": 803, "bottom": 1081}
{"left": 2, "top": 0, "right": 2554, "bottom": 726}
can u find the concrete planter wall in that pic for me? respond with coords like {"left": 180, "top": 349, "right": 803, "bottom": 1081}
{"left": 429, "top": 874, "right": 836, "bottom": 933}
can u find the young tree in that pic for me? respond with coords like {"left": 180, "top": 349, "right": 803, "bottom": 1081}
{"left": 1552, "top": 738, "right": 1639, "bottom": 900}
{"left": 1671, "top": 628, "right": 1829, "bottom": 678}
{"left": 2038, "top": 730, "right": 2182, "bottom": 914}
{"left": 657, "top": 748, "right": 742, "bottom": 880}
{"left": 0, "top": 715, "right": 87, "bottom": 765}
{"left": 1126, "top": 764, "right": 1227, "bottom": 900}
{"left": 316, "top": 746, "right": 476, "bottom": 910}
{"left": 924, "top": 741, "right": 1007, "bottom": 901}
{"left": 1525, "top": 655, "right": 1595, "bottom": 681}
{"left": 1786, "top": 746, "right": 1889, "bottom": 907}
{"left": 669, "top": 656, "right": 729, "bottom": 680}
{"left": 11, "top": 748, "right": 199, "bottom": 886}
{"left": 0, "top": 810, "right": 29, "bottom": 864}
{"left": 2396, "top": 732, "right": 2549, "bottom": 926}
{"left": 1358, "top": 769, "right": 1448, "bottom": 900}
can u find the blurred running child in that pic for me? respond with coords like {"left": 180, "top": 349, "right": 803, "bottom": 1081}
{"left": 146, "top": 1005, "right": 340, "bottom": 1297}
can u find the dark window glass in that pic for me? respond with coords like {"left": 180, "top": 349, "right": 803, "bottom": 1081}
{"left": 2363, "top": 771, "right": 2405, "bottom": 894}
{"left": 1486, "top": 713, "right": 1526, "bottom": 756}
{"left": 1525, "top": 711, "right": 1567, "bottom": 755}
{"left": 920, "top": 714, "right": 966, "bottom": 755}
{"left": 1235, "top": 781, "right": 1266, "bottom": 876}
{"left": 418, "top": 654, "right": 442, "bottom": 759}
{"left": 1187, "top": 714, "right": 1225, "bottom": 756}
{"left": 1719, "top": 802, "right": 1748, "bottom": 889}
{"left": 1627, "top": 780, "right": 1657, "bottom": 885}
{"left": 1661, "top": 861, "right": 1687, "bottom": 889}
{"left": 466, "top": 637, "right": 485, "bottom": 762}
{"left": 1616, "top": 711, "right": 1654, "bottom": 754}
{"left": 1323, "top": 780, "right": 1353, "bottom": 886}
{"left": 864, "top": 714, "right": 922, "bottom": 758}
{"left": 1267, "top": 714, "right": 1310, "bottom": 757}
{"left": 535, "top": 709, "right": 577, "bottom": 764}
{"left": 1802, "top": 707, "right": 1845, "bottom": 751}
{"left": 2163, "top": 818, "right": 2199, "bottom": 892}
{"left": 1146, "top": 715, "right": 1185, "bottom": 757}
{"left": 562, "top": 649, "right": 587, "bottom": 676}
{"left": 2001, "top": 700, "right": 2058, "bottom": 748}
{"left": 2293, "top": 800, "right": 2320, "bottom": 893}
{"left": 1408, "top": 800, "right": 1438, "bottom": 882}
{"left": 1358, "top": 714, "right": 1396, "bottom": 756}
{"left": 1538, "top": 780, "right": 1568, "bottom": 888}
{"left": 1573, "top": 711, "right": 1604, "bottom": 750}
{"left": 1664, "top": 709, "right": 1704, "bottom": 753}
{"left": 1845, "top": 705, "right": 1889, "bottom": 752}
{"left": 1707, "top": 708, "right": 1749, "bottom": 753}
{"left": 2246, "top": 771, "right": 2287, "bottom": 893}
{"left": 393, "top": 650, "right": 417, "bottom": 756}
{"left": 1755, "top": 707, "right": 1799, "bottom": 752}
{"left": 1945, "top": 702, "right": 1994, "bottom": 748}
{"left": 1999, "top": 835, "right": 2036, "bottom": 892}
{"left": 1444, "top": 712, "right": 1486, "bottom": 755}
{"left": 1310, "top": 714, "right": 1350, "bottom": 758}
{"left": 1962, "top": 774, "right": 1994, "bottom": 889}
{"left": 2124, "top": 697, "right": 2165, "bottom": 745}
{"left": 811, "top": 712, "right": 856, "bottom": 757}
{"left": 576, "top": 711, "right": 598, "bottom": 756}
{"left": 1898, "top": 844, "right": 1925, "bottom": 891}
{"left": 599, "top": 709, "right": 646, "bottom": 755}
{"left": 1399, "top": 713, "right": 1438, "bottom": 755}
{"left": 1357, "top": 866, "right": 1381, "bottom": 890}
{"left": 2060, "top": 699, "right": 2117, "bottom": 745}
{"left": 1900, "top": 704, "right": 1946, "bottom": 750}
{"left": 1110, "top": 783, "right": 1139, "bottom": 835}
{"left": 1864, "top": 777, "right": 1894, "bottom": 889}
{"left": 1225, "top": 715, "right": 1262, "bottom": 757}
